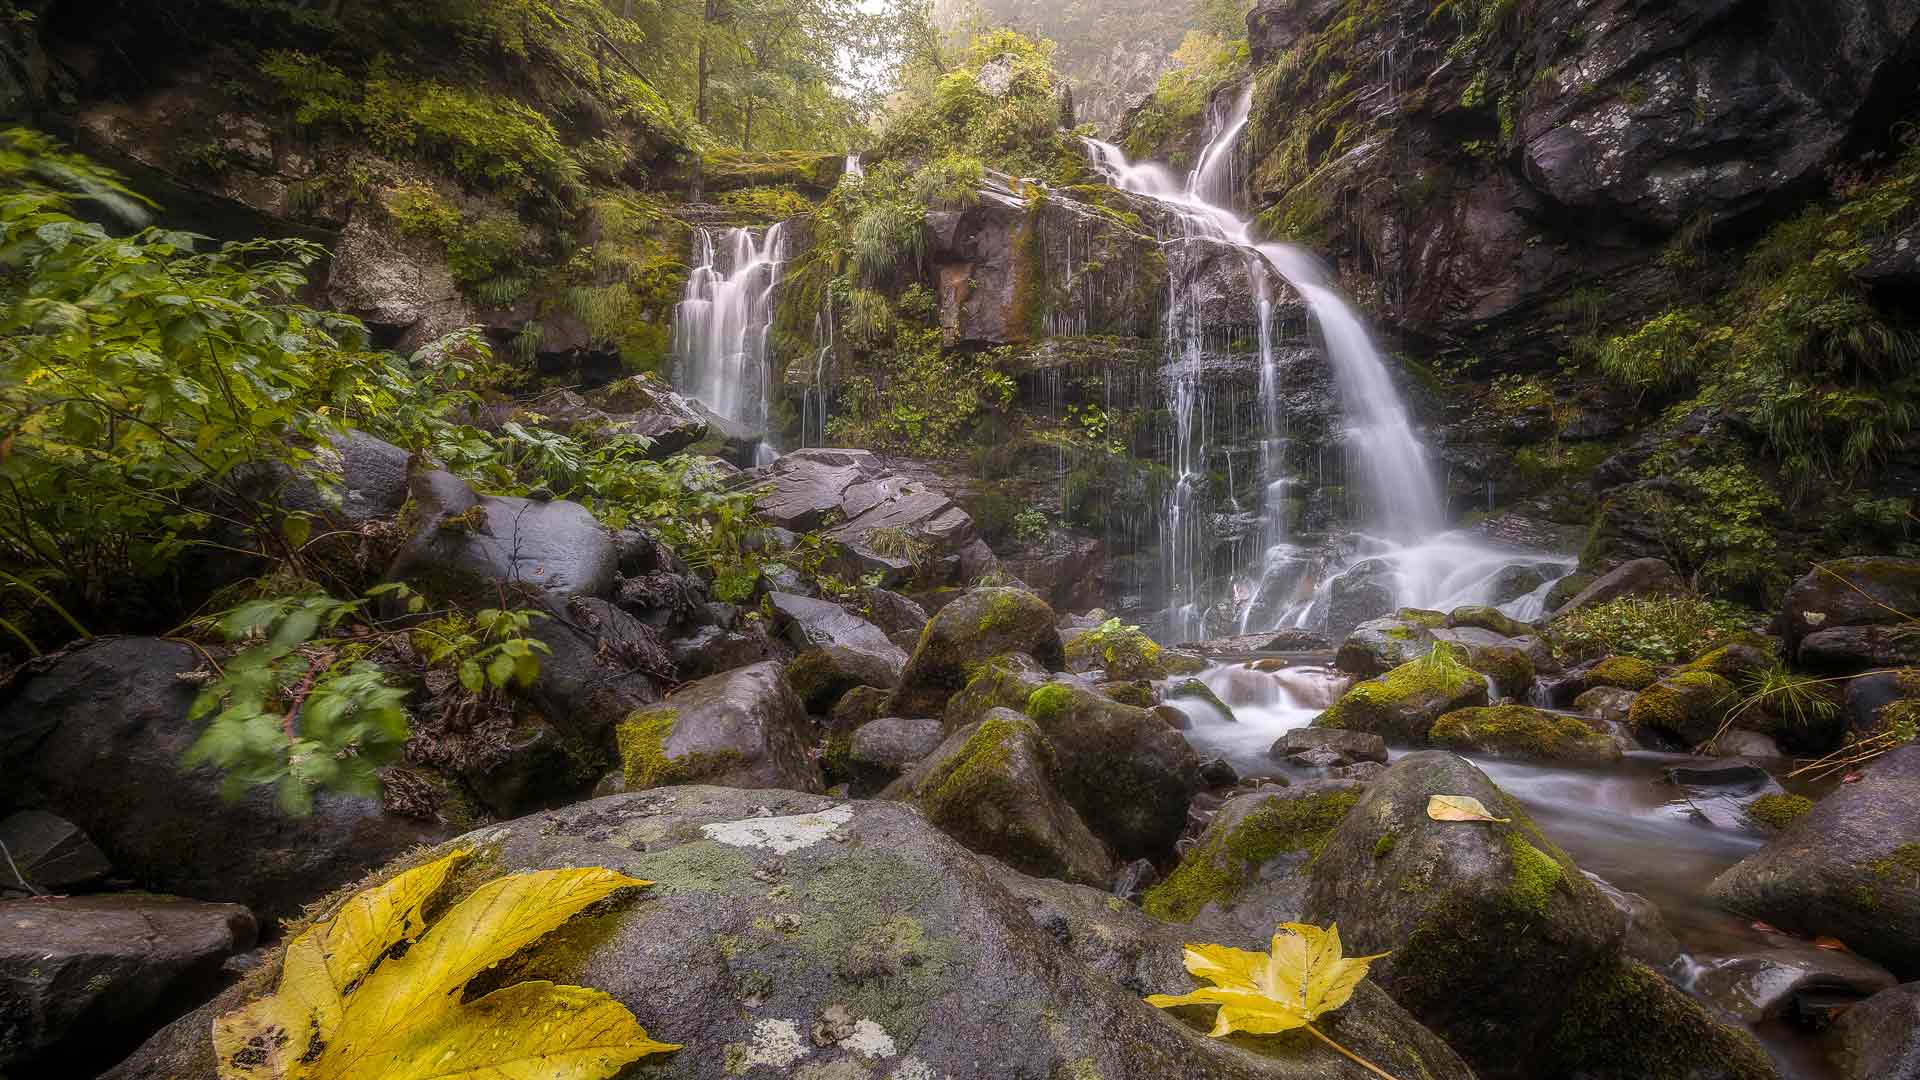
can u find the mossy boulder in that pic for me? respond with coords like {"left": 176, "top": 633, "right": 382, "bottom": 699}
{"left": 1022, "top": 681, "right": 1202, "bottom": 861}
{"left": 1063, "top": 620, "right": 1200, "bottom": 680}
{"left": 785, "top": 644, "right": 901, "bottom": 714}
{"left": 1167, "top": 678, "right": 1236, "bottom": 722}
{"left": 1710, "top": 745, "right": 1920, "bottom": 978}
{"left": 882, "top": 711, "right": 1114, "bottom": 886}
{"left": 1627, "top": 671, "right": 1738, "bottom": 746}
{"left": 1096, "top": 680, "right": 1158, "bottom": 709}
{"left": 107, "top": 786, "right": 1477, "bottom": 1080}
{"left": 827, "top": 684, "right": 891, "bottom": 733}
{"left": 890, "top": 588, "right": 1064, "bottom": 718}
{"left": 1335, "top": 613, "right": 1440, "bottom": 677}
{"left": 613, "top": 661, "right": 822, "bottom": 794}
{"left": 941, "top": 652, "right": 1050, "bottom": 732}
{"left": 1465, "top": 643, "right": 1535, "bottom": 699}
{"left": 1304, "top": 751, "right": 1770, "bottom": 1079}
{"left": 1679, "top": 643, "right": 1776, "bottom": 681}
{"left": 1312, "top": 651, "right": 1490, "bottom": 743}
{"left": 1141, "top": 783, "right": 1364, "bottom": 943}
{"left": 1547, "top": 958, "right": 1781, "bottom": 1080}
{"left": 1448, "top": 605, "right": 1531, "bottom": 639}
{"left": 1586, "top": 655, "right": 1662, "bottom": 691}
{"left": 1430, "top": 706, "right": 1622, "bottom": 763}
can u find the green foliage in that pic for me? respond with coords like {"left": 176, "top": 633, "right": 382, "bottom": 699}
{"left": 1621, "top": 460, "right": 1784, "bottom": 595}
{"left": 383, "top": 183, "right": 525, "bottom": 290}
{"left": 913, "top": 154, "right": 986, "bottom": 210}
{"left": 826, "top": 328, "right": 1008, "bottom": 456}
{"left": 1594, "top": 309, "right": 1728, "bottom": 394}
{"left": 186, "top": 591, "right": 408, "bottom": 816}
{"left": 1551, "top": 596, "right": 1758, "bottom": 664}
{"left": 715, "top": 186, "right": 816, "bottom": 221}
{"left": 878, "top": 28, "right": 1077, "bottom": 178}
{"left": 1011, "top": 508, "right": 1050, "bottom": 546}
{"left": 1123, "top": 31, "right": 1250, "bottom": 166}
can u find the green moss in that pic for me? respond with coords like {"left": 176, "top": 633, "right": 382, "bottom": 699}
{"left": 1431, "top": 706, "right": 1610, "bottom": 760}
{"left": 1066, "top": 617, "right": 1170, "bottom": 680}
{"left": 1373, "top": 832, "right": 1399, "bottom": 859}
{"left": 615, "top": 707, "right": 744, "bottom": 790}
{"left": 1025, "top": 683, "right": 1075, "bottom": 725}
{"left": 1099, "top": 682, "right": 1156, "bottom": 709}
{"left": 1870, "top": 843, "right": 1920, "bottom": 881}
{"left": 1588, "top": 656, "right": 1660, "bottom": 691}
{"left": 1505, "top": 834, "right": 1566, "bottom": 914}
{"left": 1548, "top": 961, "right": 1778, "bottom": 1080}
{"left": 1316, "top": 648, "right": 1482, "bottom": 735}
{"left": 1396, "top": 608, "right": 1447, "bottom": 629}
{"left": 1168, "top": 679, "right": 1237, "bottom": 722}
{"left": 1744, "top": 793, "right": 1813, "bottom": 830}
{"left": 925, "top": 717, "right": 1024, "bottom": 814}
{"left": 1142, "top": 789, "right": 1363, "bottom": 922}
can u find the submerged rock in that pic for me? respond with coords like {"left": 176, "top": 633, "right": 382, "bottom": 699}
{"left": 1709, "top": 745, "right": 1920, "bottom": 979}
{"left": 108, "top": 786, "right": 1475, "bottom": 1080}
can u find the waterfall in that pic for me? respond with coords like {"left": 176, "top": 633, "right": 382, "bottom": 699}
{"left": 673, "top": 223, "right": 787, "bottom": 453}
{"left": 1088, "top": 87, "right": 1560, "bottom": 638}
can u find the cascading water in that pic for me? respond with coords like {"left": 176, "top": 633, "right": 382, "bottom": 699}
{"left": 1087, "top": 87, "right": 1566, "bottom": 639}
{"left": 674, "top": 224, "right": 788, "bottom": 460}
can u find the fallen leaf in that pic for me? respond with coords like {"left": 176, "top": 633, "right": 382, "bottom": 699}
{"left": 1750, "top": 921, "right": 1781, "bottom": 935}
{"left": 213, "top": 849, "right": 674, "bottom": 1080}
{"left": 1147, "top": 924, "right": 1399, "bottom": 1079}
{"left": 1843, "top": 772, "right": 1864, "bottom": 784}
{"left": 1427, "top": 795, "right": 1511, "bottom": 824}
{"left": 1814, "top": 936, "right": 1851, "bottom": 953}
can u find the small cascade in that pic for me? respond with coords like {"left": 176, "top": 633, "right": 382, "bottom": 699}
{"left": 674, "top": 224, "right": 788, "bottom": 456}
{"left": 1087, "top": 87, "right": 1564, "bottom": 639}
{"left": 800, "top": 296, "right": 835, "bottom": 449}
{"left": 845, "top": 153, "right": 864, "bottom": 179}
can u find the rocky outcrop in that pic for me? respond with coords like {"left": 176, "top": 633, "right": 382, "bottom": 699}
{"left": 0, "top": 894, "right": 255, "bottom": 1077}
{"left": 108, "top": 786, "right": 1477, "bottom": 1080}
{"left": 0, "top": 638, "right": 444, "bottom": 921}
{"left": 1709, "top": 744, "right": 1920, "bottom": 978}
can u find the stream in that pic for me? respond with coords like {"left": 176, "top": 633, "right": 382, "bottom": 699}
{"left": 1171, "top": 658, "right": 1843, "bottom": 1080}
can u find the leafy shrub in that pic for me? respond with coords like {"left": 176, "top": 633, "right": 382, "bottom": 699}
{"left": 1595, "top": 309, "right": 1728, "bottom": 393}
{"left": 1551, "top": 595, "right": 1759, "bottom": 663}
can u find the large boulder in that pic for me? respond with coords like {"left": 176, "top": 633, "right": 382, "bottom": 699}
{"left": 612, "top": 661, "right": 823, "bottom": 795}
{"left": 941, "top": 652, "right": 1052, "bottom": 731}
{"left": 1627, "top": 671, "right": 1738, "bottom": 747}
{"left": 229, "top": 429, "right": 412, "bottom": 529}
{"left": 1798, "top": 625, "right": 1920, "bottom": 673}
{"left": 1825, "top": 981, "right": 1920, "bottom": 1080}
{"left": 1304, "top": 751, "right": 1777, "bottom": 1080}
{"left": 0, "top": 894, "right": 255, "bottom": 1077}
{"left": 1709, "top": 745, "right": 1920, "bottom": 978}
{"left": 785, "top": 645, "right": 903, "bottom": 714}
{"left": 1553, "top": 557, "right": 1682, "bottom": 617}
{"left": 387, "top": 470, "right": 616, "bottom": 609}
{"left": 882, "top": 710, "right": 1114, "bottom": 886}
{"left": 579, "top": 375, "right": 712, "bottom": 457}
{"left": 0, "top": 638, "right": 444, "bottom": 921}
{"left": 1782, "top": 556, "right": 1920, "bottom": 656}
{"left": 106, "top": 786, "right": 1475, "bottom": 1080}
{"left": 1141, "top": 783, "right": 1364, "bottom": 940}
{"left": 770, "top": 593, "right": 907, "bottom": 709}
{"left": 1323, "top": 560, "right": 1400, "bottom": 644}
{"left": 891, "top": 588, "right": 1064, "bottom": 718}
{"left": 1023, "top": 681, "right": 1202, "bottom": 861}
{"left": 1312, "top": 652, "right": 1491, "bottom": 743}
{"left": 1336, "top": 610, "right": 1443, "bottom": 677}
{"left": 1430, "top": 705, "right": 1622, "bottom": 763}
{"left": 0, "top": 811, "right": 111, "bottom": 894}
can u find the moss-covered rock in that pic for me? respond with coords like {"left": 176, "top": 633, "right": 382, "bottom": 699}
{"left": 1745, "top": 793, "right": 1814, "bottom": 831}
{"left": 614, "top": 662, "right": 822, "bottom": 794}
{"left": 827, "top": 684, "right": 891, "bottom": 733}
{"left": 1313, "top": 649, "right": 1490, "bottom": 743}
{"left": 882, "top": 710, "right": 1114, "bottom": 885}
{"left": 1141, "top": 783, "right": 1363, "bottom": 939}
{"left": 941, "top": 652, "right": 1051, "bottom": 732}
{"left": 785, "top": 644, "right": 900, "bottom": 715}
{"left": 1466, "top": 643, "right": 1535, "bottom": 699}
{"left": 1587, "top": 655, "right": 1662, "bottom": 691}
{"left": 1547, "top": 572, "right": 1598, "bottom": 613}
{"left": 890, "top": 588, "right": 1063, "bottom": 718}
{"left": 1824, "top": 981, "right": 1920, "bottom": 1080}
{"left": 1063, "top": 619, "right": 1198, "bottom": 680}
{"left": 1627, "top": 671, "right": 1738, "bottom": 746}
{"left": 1335, "top": 613, "right": 1441, "bottom": 677}
{"left": 1430, "top": 706, "right": 1622, "bottom": 763}
{"left": 1710, "top": 745, "right": 1920, "bottom": 978}
{"left": 1167, "top": 678, "right": 1236, "bottom": 722}
{"left": 1680, "top": 643, "right": 1777, "bottom": 680}
{"left": 1096, "top": 680, "right": 1158, "bottom": 709}
{"left": 1547, "top": 959, "right": 1781, "bottom": 1080}
{"left": 1783, "top": 556, "right": 1920, "bottom": 653}
{"left": 1021, "top": 680, "right": 1201, "bottom": 861}
{"left": 1448, "top": 605, "right": 1531, "bottom": 639}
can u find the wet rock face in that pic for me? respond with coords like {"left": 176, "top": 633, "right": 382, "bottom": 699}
{"left": 1824, "top": 980, "right": 1920, "bottom": 1080}
{"left": 0, "top": 638, "right": 445, "bottom": 922}
{"left": 614, "top": 661, "right": 823, "bottom": 796}
{"left": 1782, "top": 557, "right": 1920, "bottom": 665}
{"left": 891, "top": 588, "right": 1065, "bottom": 718}
{"left": 0, "top": 894, "right": 255, "bottom": 1077}
{"left": 1709, "top": 744, "right": 1920, "bottom": 979}
{"left": 112, "top": 787, "right": 1478, "bottom": 1080}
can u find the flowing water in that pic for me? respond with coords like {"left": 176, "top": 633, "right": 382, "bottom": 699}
{"left": 1086, "top": 89, "right": 1568, "bottom": 639}
{"left": 1167, "top": 659, "right": 1841, "bottom": 1080}
{"left": 674, "top": 224, "right": 789, "bottom": 454}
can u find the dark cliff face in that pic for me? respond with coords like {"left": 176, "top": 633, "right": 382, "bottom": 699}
{"left": 1240, "top": 0, "right": 1920, "bottom": 358}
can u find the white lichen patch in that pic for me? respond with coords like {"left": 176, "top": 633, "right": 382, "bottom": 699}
{"left": 733, "top": 1018, "right": 812, "bottom": 1071}
{"left": 890, "top": 1058, "right": 941, "bottom": 1080}
{"left": 843, "top": 1019, "right": 899, "bottom": 1059}
{"left": 703, "top": 804, "right": 856, "bottom": 854}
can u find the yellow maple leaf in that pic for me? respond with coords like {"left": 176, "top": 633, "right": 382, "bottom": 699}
{"left": 1426, "top": 794, "right": 1511, "bottom": 823}
{"left": 1147, "top": 923, "right": 1398, "bottom": 1080}
{"left": 213, "top": 849, "right": 677, "bottom": 1080}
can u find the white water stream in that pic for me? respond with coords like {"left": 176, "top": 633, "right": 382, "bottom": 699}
{"left": 674, "top": 223, "right": 789, "bottom": 459}
{"left": 1086, "top": 88, "right": 1569, "bottom": 639}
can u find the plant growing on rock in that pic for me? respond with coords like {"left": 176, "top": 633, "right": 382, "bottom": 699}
{"left": 1550, "top": 596, "right": 1757, "bottom": 663}
{"left": 1147, "top": 922, "right": 1398, "bottom": 1080}
{"left": 214, "top": 847, "right": 675, "bottom": 1079}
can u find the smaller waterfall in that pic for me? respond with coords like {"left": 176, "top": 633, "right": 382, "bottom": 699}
{"left": 845, "top": 153, "right": 865, "bottom": 179}
{"left": 801, "top": 297, "right": 835, "bottom": 449}
{"left": 674, "top": 223, "right": 788, "bottom": 449}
